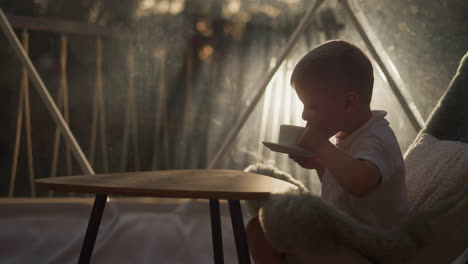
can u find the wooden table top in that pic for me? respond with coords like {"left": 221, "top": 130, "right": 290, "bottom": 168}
{"left": 35, "top": 169, "right": 297, "bottom": 200}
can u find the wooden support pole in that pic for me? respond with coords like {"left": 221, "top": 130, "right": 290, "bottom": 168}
{"left": 162, "top": 108, "right": 170, "bottom": 169}
{"left": 0, "top": 8, "right": 94, "bottom": 176}
{"left": 89, "top": 37, "right": 109, "bottom": 173}
{"left": 121, "top": 44, "right": 140, "bottom": 172}
{"left": 121, "top": 53, "right": 131, "bottom": 171}
{"left": 89, "top": 73, "right": 98, "bottom": 165}
{"left": 8, "top": 30, "right": 27, "bottom": 197}
{"left": 151, "top": 49, "right": 170, "bottom": 170}
{"left": 61, "top": 35, "right": 72, "bottom": 178}
{"left": 179, "top": 45, "right": 194, "bottom": 168}
{"left": 49, "top": 34, "right": 72, "bottom": 197}
{"left": 8, "top": 72, "right": 24, "bottom": 197}
{"left": 8, "top": 30, "right": 35, "bottom": 197}
{"left": 129, "top": 47, "right": 140, "bottom": 171}
{"left": 97, "top": 38, "right": 109, "bottom": 173}
{"left": 22, "top": 30, "right": 35, "bottom": 197}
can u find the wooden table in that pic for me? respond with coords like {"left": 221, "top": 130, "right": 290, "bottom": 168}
{"left": 35, "top": 169, "right": 297, "bottom": 264}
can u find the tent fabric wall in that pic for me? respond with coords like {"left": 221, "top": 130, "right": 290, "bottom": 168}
{"left": 5, "top": 0, "right": 467, "bottom": 196}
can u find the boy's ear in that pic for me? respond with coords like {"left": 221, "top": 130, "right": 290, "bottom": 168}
{"left": 344, "top": 91, "right": 359, "bottom": 112}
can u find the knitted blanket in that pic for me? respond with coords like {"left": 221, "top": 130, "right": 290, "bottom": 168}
{"left": 245, "top": 163, "right": 468, "bottom": 264}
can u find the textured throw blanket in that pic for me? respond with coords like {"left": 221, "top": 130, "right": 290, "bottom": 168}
{"left": 245, "top": 163, "right": 468, "bottom": 264}
{"left": 405, "top": 133, "right": 468, "bottom": 213}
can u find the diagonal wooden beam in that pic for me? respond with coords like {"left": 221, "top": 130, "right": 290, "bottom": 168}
{"left": 207, "top": 0, "right": 326, "bottom": 169}
{"left": 0, "top": 8, "right": 95, "bottom": 176}
{"left": 338, "top": 0, "right": 424, "bottom": 131}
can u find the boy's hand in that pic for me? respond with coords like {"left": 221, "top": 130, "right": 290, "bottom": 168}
{"left": 297, "top": 125, "right": 331, "bottom": 150}
{"left": 289, "top": 155, "right": 326, "bottom": 181}
{"left": 289, "top": 155, "right": 324, "bottom": 170}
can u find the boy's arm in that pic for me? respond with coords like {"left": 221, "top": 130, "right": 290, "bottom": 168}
{"left": 298, "top": 126, "right": 381, "bottom": 197}
{"left": 315, "top": 141, "right": 381, "bottom": 197}
{"left": 289, "top": 155, "right": 325, "bottom": 182}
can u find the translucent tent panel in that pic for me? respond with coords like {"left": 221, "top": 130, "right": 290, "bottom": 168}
{"left": 336, "top": 0, "right": 420, "bottom": 150}
{"left": 215, "top": 0, "right": 419, "bottom": 193}
{"left": 350, "top": 0, "right": 468, "bottom": 119}
{"left": 1, "top": 0, "right": 466, "bottom": 196}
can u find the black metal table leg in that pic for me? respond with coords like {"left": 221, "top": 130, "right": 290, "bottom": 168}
{"left": 209, "top": 199, "right": 224, "bottom": 264}
{"left": 228, "top": 200, "right": 251, "bottom": 264}
{"left": 78, "top": 194, "right": 107, "bottom": 264}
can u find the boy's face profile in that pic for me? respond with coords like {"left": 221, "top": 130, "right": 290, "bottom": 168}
{"left": 294, "top": 79, "right": 357, "bottom": 138}
{"left": 290, "top": 40, "right": 373, "bottom": 141}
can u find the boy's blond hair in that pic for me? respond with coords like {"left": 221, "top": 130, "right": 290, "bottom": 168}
{"left": 290, "top": 40, "right": 374, "bottom": 103}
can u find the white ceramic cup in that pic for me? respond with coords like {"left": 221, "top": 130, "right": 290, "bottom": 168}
{"left": 278, "top": 125, "right": 305, "bottom": 148}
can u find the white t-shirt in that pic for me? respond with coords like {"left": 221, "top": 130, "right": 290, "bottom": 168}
{"left": 321, "top": 110, "right": 409, "bottom": 229}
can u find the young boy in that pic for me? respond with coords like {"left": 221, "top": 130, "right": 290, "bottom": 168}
{"left": 246, "top": 40, "right": 410, "bottom": 263}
